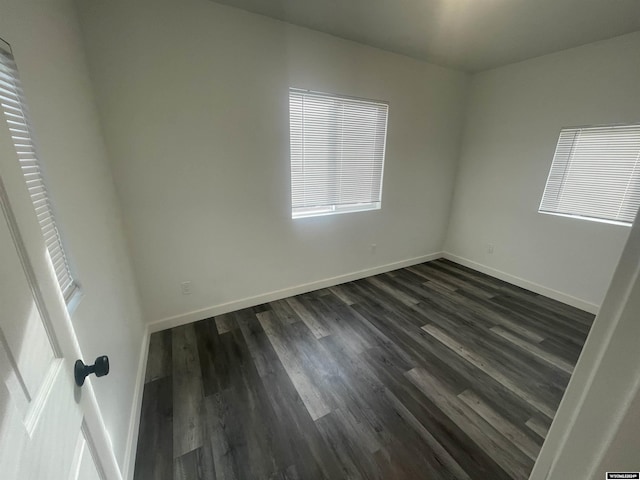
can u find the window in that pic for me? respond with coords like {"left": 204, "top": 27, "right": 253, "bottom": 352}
{"left": 0, "top": 42, "right": 78, "bottom": 301}
{"left": 539, "top": 124, "right": 640, "bottom": 226}
{"left": 289, "top": 88, "right": 388, "bottom": 219}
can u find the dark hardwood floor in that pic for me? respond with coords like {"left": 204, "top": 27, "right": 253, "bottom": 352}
{"left": 134, "top": 259, "right": 595, "bottom": 480}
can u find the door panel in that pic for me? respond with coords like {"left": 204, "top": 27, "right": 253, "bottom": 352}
{"left": 0, "top": 209, "right": 56, "bottom": 421}
{"left": 0, "top": 187, "right": 89, "bottom": 478}
{"left": 0, "top": 340, "right": 29, "bottom": 480}
{"left": 0, "top": 77, "right": 113, "bottom": 478}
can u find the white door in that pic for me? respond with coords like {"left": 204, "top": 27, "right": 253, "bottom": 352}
{"left": 0, "top": 98, "right": 121, "bottom": 478}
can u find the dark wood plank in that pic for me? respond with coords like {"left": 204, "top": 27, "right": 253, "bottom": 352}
{"left": 525, "top": 414, "right": 553, "bottom": 440}
{"left": 194, "top": 317, "right": 231, "bottom": 396}
{"left": 257, "top": 310, "right": 333, "bottom": 421}
{"left": 172, "top": 324, "right": 205, "bottom": 458}
{"left": 214, "top": 313, "right": 236, "bottom": 335}
{"left": 173, "top": 447, "right": 215, "bottom": 480}
{"left": 134, "top": 377, "right": 173, "bottom": 480}
{"left": 285, "top": 296, "right": 331, "bottom": 339}
{"left": 145, "top": 330, "right": 172, "bottom": 383}
{"left": 204, "top": 389, "right": 240, "bottom": 480}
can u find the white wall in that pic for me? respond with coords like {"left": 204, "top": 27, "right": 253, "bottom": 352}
{"left": 0, "top": 0, "right": 145, "bottom": 471}
{"left": 445, "top": 32, "right": 640, "bottom": 311}
{"left": 75, "top": 0, "right": 469, "bottom": 326}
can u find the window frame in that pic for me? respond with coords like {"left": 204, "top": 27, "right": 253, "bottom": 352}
{"left": 538, "top": 123, "right": 640, "bottom": 227}
{"left": 288, "top": 88, "right": 389, "bottom": 220}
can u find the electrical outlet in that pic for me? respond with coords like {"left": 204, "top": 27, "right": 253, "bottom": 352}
{"left": 370, "top": 243, "right": 377, "bottom": 254}
{"left": 487, "top": 243, "right": 495, "bottom": 254}
{"left": 180, "top": 281, "right": 193, "bottom": 295}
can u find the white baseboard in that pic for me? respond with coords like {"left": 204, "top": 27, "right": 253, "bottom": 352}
{"left": 442, "top": 252, "right": 599, "bottom": 314}
{"left": 148, "top": 252, "right": 443, "bottom": 333}
{"left": 122, "top": 327, "right": 150, "bottom": 480}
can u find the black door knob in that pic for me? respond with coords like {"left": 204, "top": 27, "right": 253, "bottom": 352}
{"left": 75, "top": 355, "right": 110, "bottom": 386}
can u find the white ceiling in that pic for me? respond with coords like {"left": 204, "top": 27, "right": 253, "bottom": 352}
{"left": 210, "top": 0, "right": 640, "bottom": 72}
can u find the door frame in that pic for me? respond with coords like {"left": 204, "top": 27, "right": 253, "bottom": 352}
{"left": 530, "top": 209, "right": 640, "bottom": 479}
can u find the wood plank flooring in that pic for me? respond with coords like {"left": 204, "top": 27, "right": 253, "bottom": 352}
{"left": 133, "top": 259, "right": 595, "bottom": 480}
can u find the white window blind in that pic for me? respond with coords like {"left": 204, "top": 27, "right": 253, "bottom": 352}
{"left": 0, "top": 45, "right": 78, "bottom": 301}
{"left": 289, "top": 88, "right": 388, "bottom": 219}
{"left": 539, "top": 124, "right": 640, "bottom": 226}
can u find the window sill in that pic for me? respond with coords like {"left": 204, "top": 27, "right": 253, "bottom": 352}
{"left": 66, "top": 287, "right": 84, "bottom": 316}
{"left": 293, "top": 202, "right": 381, "bottom": 219}
{"left": 538, "top": 210, "right": 632, "bottom": 227}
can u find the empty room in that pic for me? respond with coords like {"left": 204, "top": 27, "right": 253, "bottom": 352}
{"left": 1, "top": 0, "right": 640, "bottom": 479}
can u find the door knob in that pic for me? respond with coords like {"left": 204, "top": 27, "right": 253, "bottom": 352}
{"left": 75, "top": 355, "right": 109, "bottom": 386}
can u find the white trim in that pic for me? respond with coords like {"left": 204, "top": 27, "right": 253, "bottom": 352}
{"left": 122, "top": 328, "right": 150, "bottom": 480}
{"left": 148, "top": 252, "right": 443, "bottom": 333}
{"left": 24, "top": 359, "right": 64, "bottom": 434}
{"left": 69, "top": 432, "right": 85, "bottom": 480}
{"left": 442, "top": 252, "right": 599, "bottom": 314}
{"left": 80, "top": 377, "right": 123, "bottom": 480}
{"left": 81, "top": 420, "right": 108, "bottom": 480}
